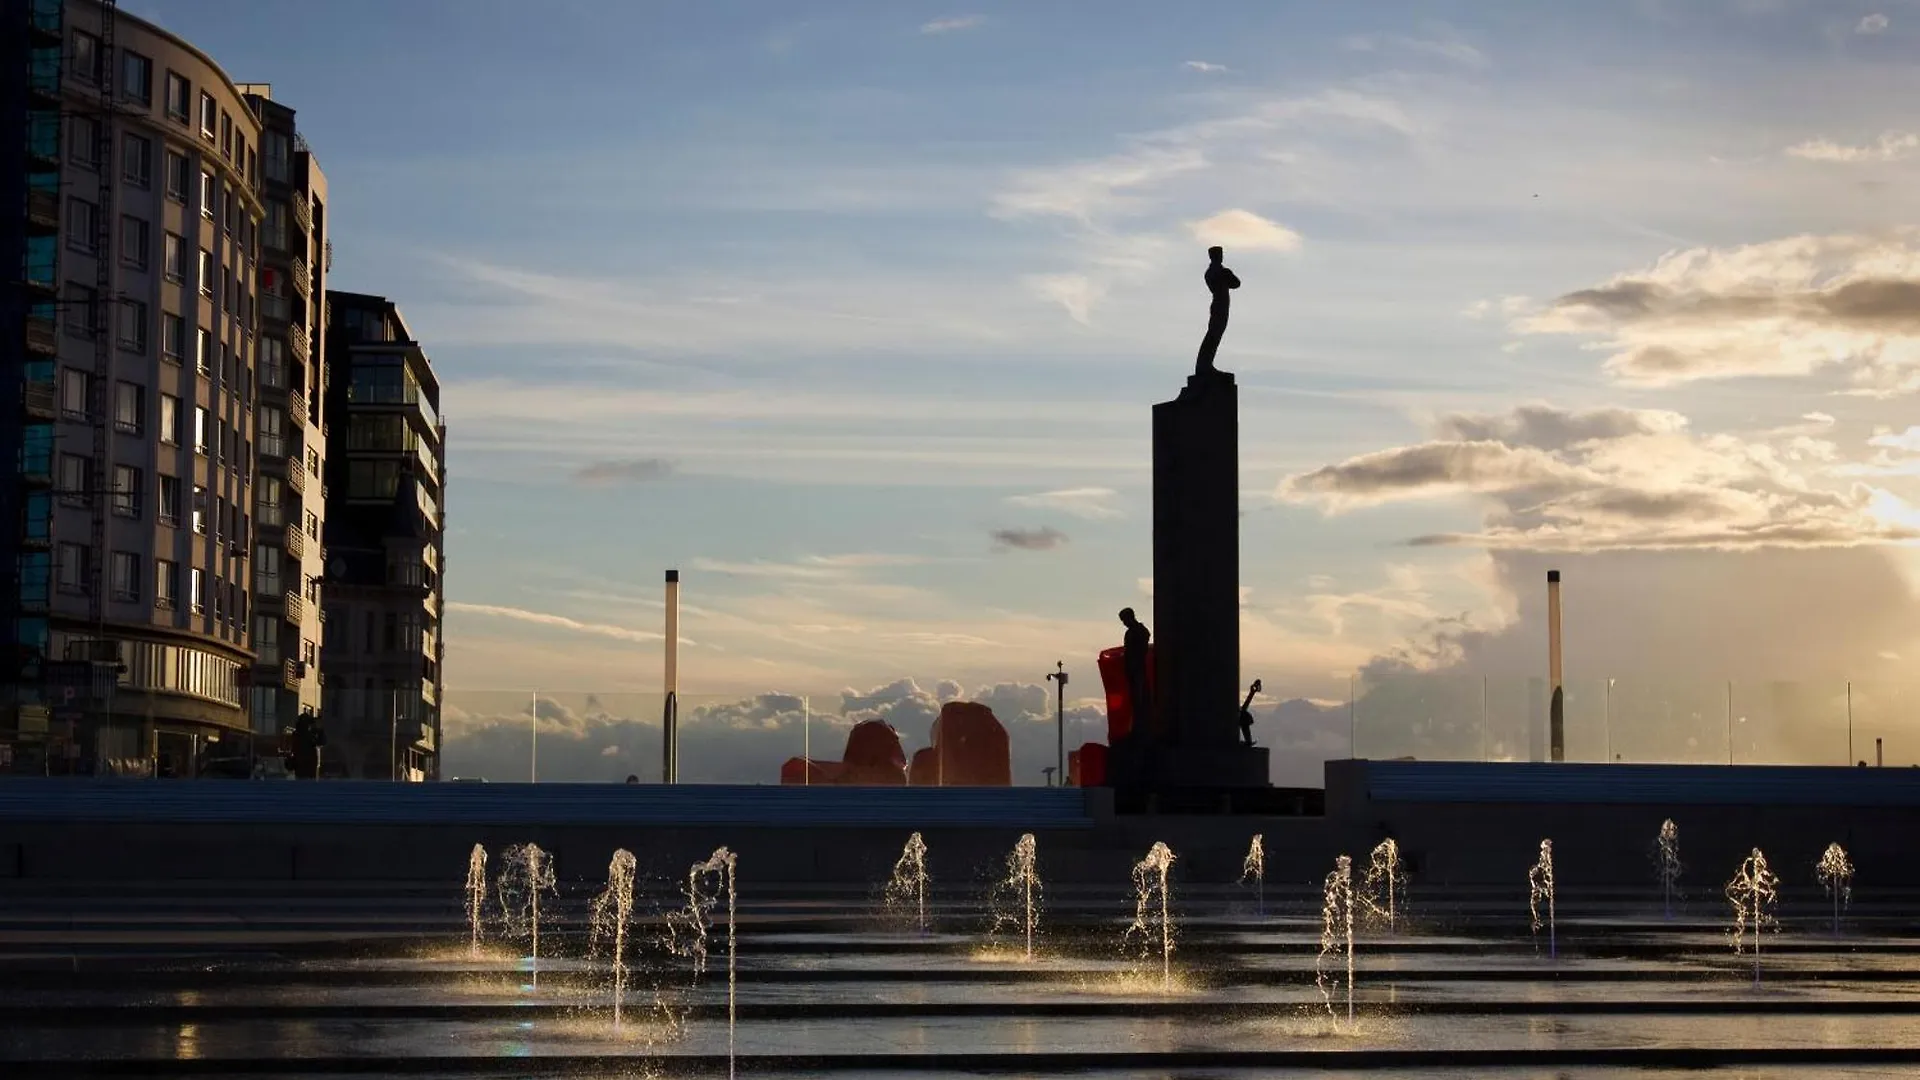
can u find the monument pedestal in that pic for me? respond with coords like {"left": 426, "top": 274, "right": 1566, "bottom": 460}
{"left": 1109, "top": 370, "right": 1271, "bottom": 791}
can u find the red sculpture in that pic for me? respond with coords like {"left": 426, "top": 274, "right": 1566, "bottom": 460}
{"left": 1068, "top": 741, "right": 1108, "bottom": 787}
{"left": 907, "top": 701, "right": 1011, "bottom": 786}
{"left": 1097, "top": 644, "right": 1157, "bottom": 742}
{"left": 779, "top": 718, "right": 906, "bottom": 785}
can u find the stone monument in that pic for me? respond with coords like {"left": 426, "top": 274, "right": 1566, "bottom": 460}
{"left": 1109, "top": 246, "right": 1271, "bottom": 789}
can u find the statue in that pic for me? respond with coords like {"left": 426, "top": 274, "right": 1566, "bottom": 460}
{"left": 1118, "top": 607, "right": 1151, "bottom": 729}
{"left": 1238, "top": 679, "right": 1261, "bottom": 747}
{"left": 1194, "top": 245, "right": 1241, "bottom": 377}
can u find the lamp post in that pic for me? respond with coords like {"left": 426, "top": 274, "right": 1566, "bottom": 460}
{"left": 1045, "top": 662, "right": 1068, "bottom": 784}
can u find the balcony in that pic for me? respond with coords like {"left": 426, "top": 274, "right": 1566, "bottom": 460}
{"left": 282, "top": 658, "right": 300, "bottom": 690}
{"left": 283, "top": 523, "right": 305, "bottom": 561}
{"left": 287, "top": 386, "right": 307, "bottom": 426}
{"left": 287, "top": 321, "right": 309, "bottom": 363}
{"left": 284, "top": 589, "right": 304, "bottom": 626}
{"left": 285, "top": 459, "right": 306, "bottom": 497}
{"left": 261, "top": 293, "right": 292, "bottom": 324}
{"left": 26, "top": 189, "right": 58, "bottom": 231}
{"left": 289, "top": 256, "right": 311, "bottom": 298}
{"left": 288, "top": 193, "right": 312, "bottom": 235}
{"left": 25, "top": 316, "right": 57, "bottom": 357}
{"left": 23, "top": 381, "right": 56, "bottom": 420}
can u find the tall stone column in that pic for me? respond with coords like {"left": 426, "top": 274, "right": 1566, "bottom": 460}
{"left": 1151, "top": 372, "right": 1241, "bottom": 747}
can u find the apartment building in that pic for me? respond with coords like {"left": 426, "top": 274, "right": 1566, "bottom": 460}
{"left": 320, "top": 291, "right": 445, "bottom": 780}
{"left": 3, "top": 0, "right": 268, "bottom": 775}
{"left": 237, "top": 86, "right": 327, "bottom": 744}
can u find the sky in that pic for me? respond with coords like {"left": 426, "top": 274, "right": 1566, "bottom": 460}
{"left": 139, "top": 0, "right": 1920, "bottom": 780}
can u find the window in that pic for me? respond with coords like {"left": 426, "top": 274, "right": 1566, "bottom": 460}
{"left": 307, "top": 447, "right": 321, "bottom": 478}
{"left": 384, "top": 612, "right": 397, "bottom": 651}
{"left": 114, "top": 381, "right": 143, "bottom": 435}
{"left": 158, "top": 474, "right": 181, "bottom": 526}
{"left": 256, "top": 546, "right": 282, "bottom": 593}
{"left": 112, "top": 464, "right": 140, "bottom": 518}
{"left": 57, "top": 542, "right": 89, "bottom": 594}
{"left": 258, "top": 405, "right": 285, "bottom": 458}
{"left": 191, "top": 483, "right": 208, "bottom": 533}
{"left": 71, "top": 30, "right": 101, "bottom": 84}
{"left": 190, "top": 567, "right": 204, "bottom": 613}
{"left": 161, "top": 231, "right": 183, "bottom": 280}
{"left": 120, "top": 216, "right": 149, "bottom": 270}
{"left": 162, "top": 313, "right": 184, "bottom": 360}
{"left": 122, "top": 134, "right": 152, "bottom": 187}
{"left": 246, "top": 146, "right": 257, "bottom": 185}
{"left": 159, "top": 393, "right": 180, "bottom": 444}
{"left": 58, "top": 454, "right": 88, "bottom": 506}
{"left": 194, "top": 407, "right": 209, "bottom": 454}
{"left": 220, "top": 422, "right": 234, "bottom": 466}
{"left": 237, "top": 134, "right": 248, "bottom": 178}
{"left": 264, "top": 130, "right": 289, "bottom": 183}
{"left": 200, "top": 91, "right": 216, "bottom": 140}
{"left": 306, "top": 510, "right": 320, "bottom": 540}
{"left": 220, "top": 110, "right": 232, "bottom": 158}
{"left": 196, "top": 327, "right": 212, "bottom": 372}
{"left": 156, "top": 559, "right": 178, "bottom": 608}
{"left": 221, "top": 267, "right": 232, "bottom": 312}
{"left": 117, "top": 299, "right": 148, "bottom": 352}
{"left": 59, "top": 367, "right": 91, "bottom": 419}
{"left": 259, "top": 335, "right": 286, "bottom": 388}
{"left": 165, "top": 72, "right": 190, "bottom": 122}
{"left": 69, "top": 115, "right": 101, "bottom": 169}
{"left": 200, "top": 170, "right": 215, "bottom": 217}
{"left": 111, "top": 551, "right": 141, "bottom": 602}
{"left": 66, "top": 196, "right": 99, "bottom": 253}
{"left": 122, "top": 51, "right": 152, "bottom": 105}
{"left": 214, "top": 495, "right": 228, "bottom": 541}
{"left": 64, "top": 283, "right": 99, "bottom": 336}
{"left": 257, "top": 475, "right": 283, "bottom": 526}
{"left": 198, "top": 249, "right": 214, "bottom": 296}
{"left": 165, "top": 150, "right": 188, "bottom": 200}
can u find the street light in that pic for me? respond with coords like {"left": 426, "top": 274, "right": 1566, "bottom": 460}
{"left": 1045, "top": 662, "right": 1068, "bottom": 785}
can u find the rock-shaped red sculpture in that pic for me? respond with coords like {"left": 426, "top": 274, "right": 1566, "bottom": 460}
{"left": 841, "top": 719, "right": 908, "bottom": 785}
{"left": 1097, "top": 644, "right": 1157, "bottom": 743}
{"left": 915, "top": 701, "right": 1011, "bottom": 786}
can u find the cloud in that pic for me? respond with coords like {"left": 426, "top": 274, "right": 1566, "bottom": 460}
{"left": 1281, "top": 402, "right": 1920, "bottom": 552}
{"left": 1024, "top": 273, "right": 1105, "bottom": 324}
{"left": 1344, "top": 31, "right": 1488, "bottom": 69}
{"left": 1515, "top": 230, "right": 1920, "bottom": 391}
{"left": 991, "top": 527, "right": 1069, "bottom": 551}
{"left": 1189, "top": 209, "right": 1303, "bottom": 253}
{"left": 1857, "top": 13, "right": 1890, "bottom": 34}
{"left": 573, "top": 458, "right": 674, "bottom": 485}
{"left": 689, "top": 553, "right": 935, "bottom": 581}
{"left": 1786, "top": 132, "right": 1919, "bottom": 163}
{"left": 446, "top": 602, "right": 666, "bottom": 644}
{"left": 1183, "top": 60, "right": 1228, "bottom": 73}
{"left": 920, "top": 15, "right": 982, "bottom": 34}
{"left": 1462, "top": 296, "right": 1534, "bottom": 320}
{"left": 1006, "top": 487, "right": 1122, "bottom": 519}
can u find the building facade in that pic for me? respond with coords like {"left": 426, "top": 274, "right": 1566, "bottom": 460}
{"left": 4, "top": 0, "right": 270, "bottom": 775}
{"left": 237, "top": 86, "right": 327, "bottom": 744}
{"left": 320, "top": 291, "right": 444, "bottom": 780}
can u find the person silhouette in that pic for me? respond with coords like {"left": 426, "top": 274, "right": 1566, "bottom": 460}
{"left": 1195, "top": 245, "right": 1241, "bottom": 376}
{"left": 1119, "top": 607, "right": 1151, "bottom": 731}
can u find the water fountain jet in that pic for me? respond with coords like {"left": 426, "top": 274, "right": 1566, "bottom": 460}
{"left": 588, "top": 849, "right": 638, "bottom": 1026}
{"left": 496, "top": 844, "right": 557, "bottom": 989}
{"left": 465, "top": 844, "right": 488, "bottom": 959}
{"left": 1726, "top": 848, "right": 1780, "bottom": 986}
{"left": 1317, "top": 854, "right": 1356, "bottom": 1025}
{"left": 1126, "top": 842, "right": 1177, "bottom": 992}
{"left": 1528, "top": 839, "right": 1556, "bottom": 960}
{"left": 1362, "top": 838, "right": 1406, "bottom": 933}
{"left": 989, "top": 833, "right": 1042, "bottom": 961}
{"left": 1816, "top": 843, "right": 1854, "bottom": 938}
{"left": 884, "top": 832, "right": 932, "bottom": 932}
{"left": 1240, "top": 835, "right": 1265, "bottom": 915}
{"left": 1654, "top": 820, "right": 1682, "bottom": 921}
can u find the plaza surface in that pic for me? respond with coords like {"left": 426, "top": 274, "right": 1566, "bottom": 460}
{"left": 3, "top": 868, "right": 1920, "bottom": 1077}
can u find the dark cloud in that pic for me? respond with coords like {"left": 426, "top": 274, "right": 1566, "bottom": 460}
{"left": 574, "top": 458, "right": 675, "bottom": 485}
{"left": 991, "top": 527, "right": 1068, "bottom": 551}
{"left": 1283, "top": 441, "right": 1582, "bottom": 501}
{"left": 1435, "top": 403, "right": 1684, "bottom": 451}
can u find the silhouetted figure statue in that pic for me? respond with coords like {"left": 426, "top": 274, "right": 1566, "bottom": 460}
{"left": 1119, "top": 607, "right": 1151, "bottom": 731}
{"left": 287, "top": 713, "right": 325, "bottom": 780}
{"left": 1238, "top": 679, "right": 1261, "bottom": 747}
{"left": 1194, "top": 245, "right": 1241, "bottom": 376}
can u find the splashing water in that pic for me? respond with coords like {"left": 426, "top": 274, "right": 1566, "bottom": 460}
{"left": 1528, "top": 839, "right": 1556, "bottom": 960}
{"left": 1126, "top": 842, "right": 1177, "bottom": 992}
{"left": 1317, "top": 854, "right": 1356, "bottom": 1024}
{"left": 496, "top": 844, "right": 557, "bottom": 988}
{"left": 884, "top": 832, "right": 932, "bottom": 932}
{"left": 676, "top": 848, "right": 738, "bottom": 1078}
{"left": 989, "top": 833, "right": 1042, "bottom": 961}
{"left": 1361, "top": 838, "right": 1407, "bottom": 933}
{"left": 1726, "top": 848, "right": 1781, "bottom": 986}
{"left": 1816, "top": 843, "right": 1854, "bottom": 938}
{"left": 1240, "top": 835, "right": 1265, "bottom": 915}
{"left": 588, "top": 849, "right": 638, "bottom": 1026}
{"left": 1654, "top": 820, "right": 1682, "bottom": 921}
{"left": 464, "top": 844, "right": 488, "bottom": 959}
